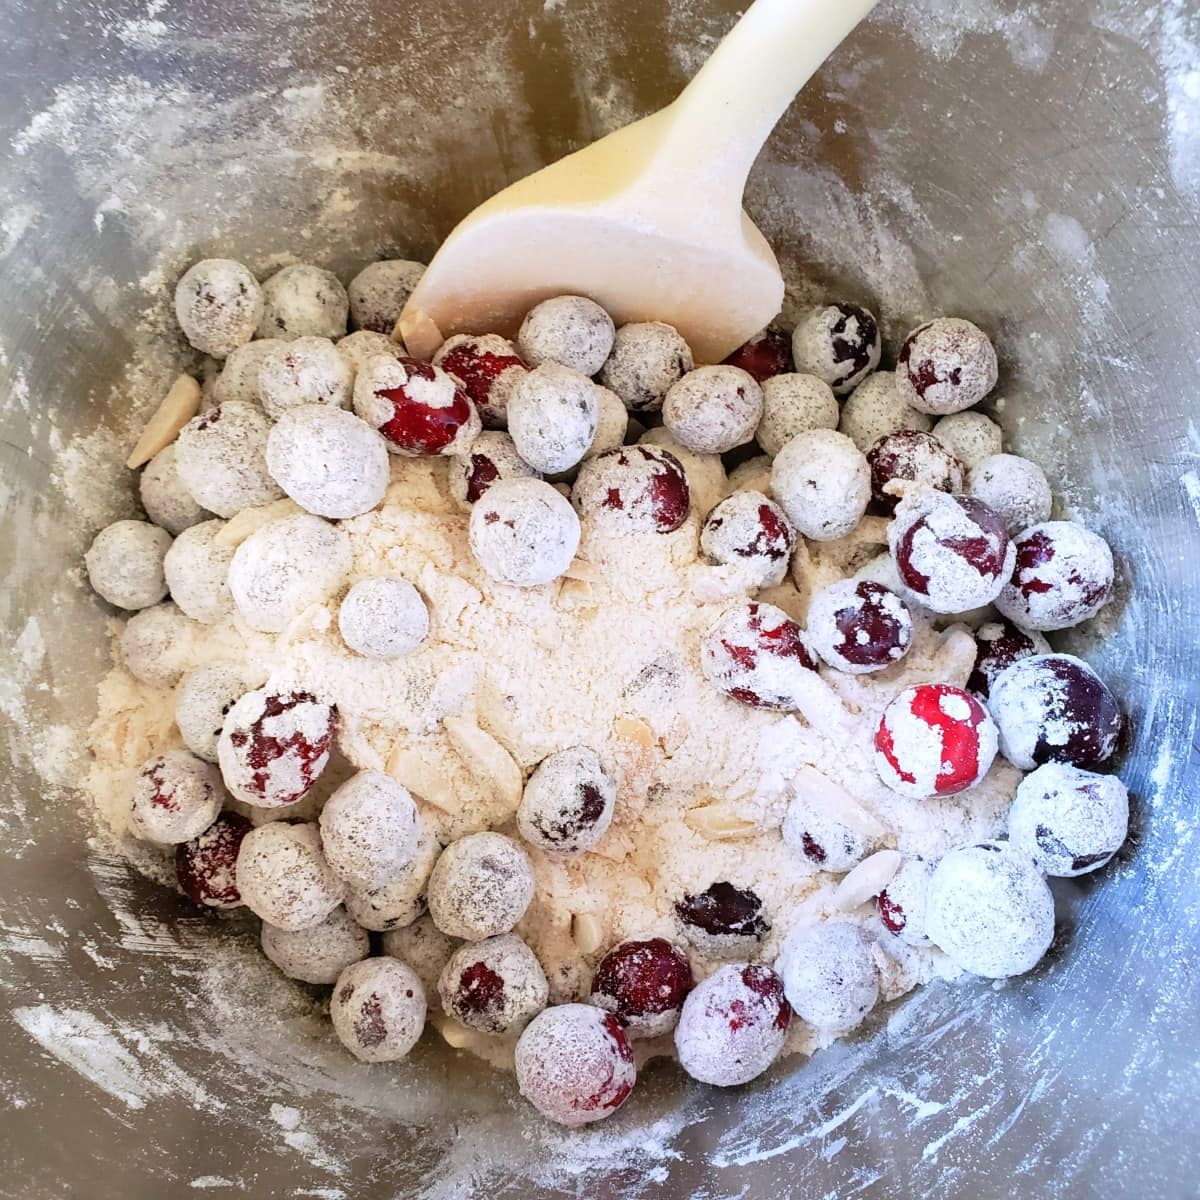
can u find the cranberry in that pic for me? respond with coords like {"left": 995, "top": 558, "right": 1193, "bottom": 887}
{"left": 590, "top": 938, "right": 695, "bottom": 1038}
{"left": 572, "top": 445, "right": 690, "bottom": 534}
{"left": 353, "top": 354, "right": 479, "bottom": 456}
{"left": 218, "top": 688, "right": 336, "bottom": 808}
{"left": 700, "top": 491, "right": 795, "bottom": 588}
{"left": 967, "top": 619, "right": 1051, "bottom": 697}
{"left": 988, "top": 653, "right": 1122, "bottom": 770}
{"left": 890, "top": 491, "right": 1014, "bottom": 613}
{"left": 996, "top": 521, "right": 1115, "bottom": 632}
{"left": 434, "top": 334, "right": 527, "bottom": 428}
{"left": 721, "top": 326, "right": 794, "bottom": 382}
{"left": 805, "top": 579, "right": 914, "bottom": 674}
{"left": 676, "top": 881, "right": 769, "bottom": 955}
{"left": 878, "top": 891, "right": 905, "bottom": 933}
{"left": 867, "top": 429, "right": 965, "bottom": 513}
{"left": 700, "top": 601, "right": 817, "bottom": 709}
{"left": 438, "top": 933, "right": 548, "bottom": 1035}
{"left": 875, "top": 858, "right": 933, "bottom": 946}
{"left": 896, "top": 318, "right": 997, "bottom": 415}
{"left": 874, "top": 683, "right": 999, "bottom": 799}
{"left": 175, "top": 811, "right": 253, "bottom": 908}
{"left": 517, "top": 747, "right": 616, "bottom": 855}
{"left": 792, "top": 303, "right": 882, "bottom": 393}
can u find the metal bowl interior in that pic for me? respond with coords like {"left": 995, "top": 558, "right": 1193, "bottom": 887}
{"left": 1, "top": 1, "right": 1199, "bottom": 1196}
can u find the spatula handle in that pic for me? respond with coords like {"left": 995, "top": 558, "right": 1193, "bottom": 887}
{"left": 656, "top": 0, "right": 877, "bottom": 205}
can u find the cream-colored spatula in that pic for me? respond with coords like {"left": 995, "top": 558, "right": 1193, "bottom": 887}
{"left": 399, "top": 0, "right": 877, "bottom": 364}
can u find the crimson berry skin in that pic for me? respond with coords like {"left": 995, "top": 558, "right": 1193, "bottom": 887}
{"left": 590, "top": 937, "right": 695, "bottom": 1038}
{"left": 176, "top": 811, "right": 253, "bottom": 908}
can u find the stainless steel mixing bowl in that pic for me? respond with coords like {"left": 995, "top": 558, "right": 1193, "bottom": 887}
{"left": 2, "top": 0, "right": 1199, "bottom": 1195}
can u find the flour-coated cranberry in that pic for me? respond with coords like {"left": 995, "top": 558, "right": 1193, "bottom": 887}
{"left": 996, "top": 521, "right": 1115, "bottom": 632}
{"left": 174, "top": 259, "right": 263, "bottom": 358}
{"left": 896, "top": 318, "right": 997, "bottom": 415}
{"left": 331, "top": 956, "right": 427, "bottom": 1062}
{"left": 449, "top": 431, "right": 541, "bottom": 510}
{"left": 517, "top": 747, "right": 616, "bottom": 855}
{"left": 778, "top": 922, "right": 879, "bottom": 1030}
{"left": 572, "top": 446, "right": 690, "bottom": 534}
{"left": 792, "top": 303, "right": 882, "bottom": 394}
{"left": 129, "top": 749, "right": 223, "bottom": 845}
{"left": 599, "top": 321, "right": 694, "bottom": 412}
{"left": 176, "top": 810, "right": 253, "bottom": 908}
{"left": 700, "top": 601, "right": 817, "bottom": 710}
{"left": 433, "top": 332, "right": 527, "bottom": 428}
{"left": 590, "top": 937, "right": 695, "bottom": 1038}
{"left": 877, "top": 857, "right": 934, "bottom": 946}
{"left": 722, "top": 325, "right": 794, "bottom": 382}
{"left": 805, "top": 579, "right": 914, "bottom": 674}
{"left": 967, "top": 619, "right": 1051, "bottom": 698}
{"left": 675, "top": 881, "right": 769, "bottom": 957}
{"left": 874, "top": 683, "right": 998, "bottom": 799}
{"left": 700, "top": 490, "right": 795, "bottom": 589}
{"left": 438, "top": 933, "right": 549, "bottom": 1035}
{"left": 867, "top": 429, "right": 964, "bottom": 513}
{"left": 353, "top": 353, "right": 480, "bottom": 456}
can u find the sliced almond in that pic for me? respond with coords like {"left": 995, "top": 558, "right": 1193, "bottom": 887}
{"left": 214, "top": 498, "right": 304, "bottom": 548}
{"left": 571, "top": 912, "right": 604, "bottom": 956}
{"left": 684, "top": 804, "right": 760, "bottom": 840}
{"left": 562, "top": 558, "right": 601, "bottom": 583}
{"left": 385, "top": 744, "right": 459, "bottom": 812}
{"left": 431, "top": 1014, "right": 475, "bottom": 1049}
{"left": 443, "top": 716, "right": 523, "bottom": 813}
{"left": 792, "top": 767, "right": 887, "bottom": 839}
{"left": 126, "top": 374, "right": 202, "bottom": 469}
{"left": 833, "top": 849, "right": 902, "bottom": 911}
{"left": 614, "top": 716, "right": 654, "bottom": 752}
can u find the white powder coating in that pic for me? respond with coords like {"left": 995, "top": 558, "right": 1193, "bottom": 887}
{"left": 347, "top": 259, "right": 425, "bottom": 335}
{"left": 85, "top": 519, "right": 171, "bottom": 610}
{"left": 176, "top": 664, "right": 253, "bottom": 763}
{"left": 119, "top": 602, "right": 197, "bottom": 687}
{"left": 932, "top": 410, "right": 1003, "bottom": 469}
{"left": 778, "top": 922, "right": 880, "bottom": 1031}
{"left": 781, "top": 790, "right": 873, "bottom": 872}
{"left": 772, "top": 428, "right": 870, "bottom": 540}
{"left": 338, "top": 577, "right": 429, "bottom": 659}
{"left": 700, "top": 601, "right": 815, "bottom": 711}
{"left": 319, "top": 770, "right": 420, "bottom": 891}
{"left": 336, "top": 330, "right": 397, "bottom": 375}
{"left": 839, "top": 371, "right": 933, "bottom": 451}
{"left": 507, "top": 363, "right": 600, "bottom": 473}
{"left": 889, "top": 489, "right": 1015, "bottom": 612}
{"left": 174, "top": 259, "right": 263, "bottom": 359}
{"left": 1007, "top": 762, "right": 1129, "bottom": 878}
{"left": 330, "top": 957, "right": 427, "bottom": 1063}
{"left": 217, "top": 687, "right": 334, "bottom": 808}
{"left": 128, "top": 749, "right": 223, "bottom": 845}
{"left": 996, "top": 521, "right": 1115, "bottom": 631}
{"left": 700, "top": 489, "right": 795, "bottom": 589}
{"left": 382, "top": 915, "right": 460, "bottom": 993}
{"left": 727, "top": 454, "right": 773, "bottom": 494}
{"left": 438, "top": 933, "right": 550, "bottom": 1035}
{"left": 228, "top": 513, "right": 353, "bottom": 632}
{"left": 674, "top": 964, "right": 789, "bottom": 1087}
{"left": 874, "top": 684, "right": 998, "bottom": 800}
{"left": 587, "top": 386, "right": 629, "bottom": 459}
{"left": 878, "top": 856, "right": 934, "bottom": 946}
{"left": 432, "top": 333, "right": 528, "bottom": 429}
{"left": 756, "top": 372, "right": 839, "bottom": 457}
{"left": 518, "top": 295, "right": 615, "bottom": 377}
{"left": 637, "top": 427, "right": 726, "bottom": 518}
{"left": 266, "top": 405, "right": 390, "bottom": 520}
{"left": 897, "top": 318, "right": 998, "bottom": 415}
{"left": 662, "top": 365, "right": 764, "bottom": 455}
{"left": 261, "top": 906, "right": 370, "bottom": 984}
{"left": 599, "top": 321, "right": 694, "bottom": 413}
{"left": 175, "top": 402, "right": 283, "bottom": 518}
{"left": 869, "top": 430, "right": 966, "bottom": 509}
{"left": 139, "top": 444, "right": 211, "bottom": 535}
{"left": 517, "top": 746, "right": 616, "bottom": 855}
{"left": 805, "top": 579, "right": 914, "bottom": 674}
{"left": 968, "top": 453, "right": 1053, "bottom": 533}
{"left": 257, "top": 264, "right": 349, "bottom": 342}
{"left": 163, "top": 520, "right": 234, "bottom": 624}
{"left": 925, "top": 843, "right": 1055, "bottom": 978}
{"left": 213, "top": 338, "right": 283, "bottom": 407}
{"left": 427, "top": 832, "right": 535, "bottom": 941}
{"left": 345, "top": 813, "right": 441, "bottom": 932}
{"left": 234, "top": 821, "right": 346, "bottom": 931}
{"left": 514, "top": 1004, "right": 634, "bottom": 1127}
{"left": 969, "top": 620, "right": 1051, "bottom": 697}
{"left": 575, "top": 442, "right": 693, "bottom": 533}
{"left": 468, "top": 478, "right": 581, "bottom": 587}
{"left": 257, "top": 337, "right": 353, "bottom": 418}
{"left": 791, "top": 303, "right": 882, "bottom": 394}
{"left": 449, "top": 432, "right": 541, "bottom": 511}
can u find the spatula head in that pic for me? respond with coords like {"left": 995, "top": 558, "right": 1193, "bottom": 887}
{"left": 398, "top": 118, "right": 784, "bottom": 364}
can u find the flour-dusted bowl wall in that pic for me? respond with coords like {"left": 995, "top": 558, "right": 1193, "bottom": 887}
{"left": 1, "top": 0, "right": 1199, "bottom": 1195}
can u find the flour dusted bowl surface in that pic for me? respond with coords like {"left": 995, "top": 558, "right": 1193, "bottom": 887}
{"left": 2, "top": 0, "right": 1199, "bottom": 1196}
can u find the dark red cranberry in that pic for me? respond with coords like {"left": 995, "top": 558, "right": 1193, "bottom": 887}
{"left": 877, "top": 890, "right": 906, "bottom": 934}
{"left": 224, "top": 690, "right": 335, "bottom": 807}
{"left": 575, "top": 446, "right": 690, "bottom": 534}
{"left": 701, "top": 601, "right": 817, "bottom": 709}
{"left": 867, "top": 429, "right": 964, "bottom": 513}
{"left": 676, "top": 882, "right": 769, "bottom": 945}
{"left": 436, "top": 337, "right": 526, "bottom": 428}
{"left": 828, "top": 303, "right": 879, "bottom": 379}
{"left": 967, "top": 619, "right": 1050, "bottom": 697}
{"left": 590, "top": 938, "right": 695, "bottom": 1037}
{"left": 464, "top": 452, "right": 500, "bottom": 502}
{"left": 738, "top": 964, "right": 791, "bottom": 1033}
{"left": 373, "top": 358, "right": 475, "bottom": 454}
{"left": 721, "top": 326, "right": 794, "bottom": 382}
{"left": 807, "top": 579, "right": 914, "bottom": 673}
{"left": 175, "top": 811, "right": 253, "bottom": 908}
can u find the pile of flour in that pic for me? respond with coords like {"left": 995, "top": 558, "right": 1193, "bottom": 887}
{"left": 87, "top": 447, "right": 1020, "bottom": 1070}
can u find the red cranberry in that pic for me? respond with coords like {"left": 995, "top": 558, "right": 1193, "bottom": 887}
{"left": 590, "top": 937, "right": 695, "bottom": 1038}
{"left": 896, "top": 318, "right": 997, "bottom": 415}
{"left": 805, "top": 579, "right": 914, "bottom": 673}
{"left": 721, "top": 326, "right": 794, "bottom": 382}
{"left": 878, "top": 891, "right": 905, "bottom": 933}
{"left": 676, "top": 882, "right": 769, "bottom": 956}
{"left": 700, "top": 601, "right": 817, "bottom": 709}
{"left": 217, "top": 688, "right": 336, "bottom": 807}
{"left": 433, "top": 333, "right": 527, "bottom": 429}
{"left": 996, "top": 521, "right": 1115, "bottom": 632}
{"left": 572, "top": 445, "right": 690, "bottom": 534}
{"left": 867, "top": 429, "right": 965, "bottom": 513}
{"left": 700, "top": 490, "right": 795, "bottom": 588}
{"left": 175, "top": 811, "right": 253, "bottom": 908}
{"left": 988, "top": 653, "right": 1122, "bottom": 770}
{"left": 874, "top": 683, "right": 999, "bottom": 799}
{"left": 889, "top": 491, "right": 1014, "bottom": 613}
{"left": 438, "top": 933, "right": 548, "bottom": 1035}
{"left": 968, "top": 619, "right": 1051, "bottom": 697}
{"left": 354, "top": 354, "right": 479, "bottom": 456}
